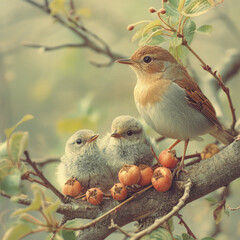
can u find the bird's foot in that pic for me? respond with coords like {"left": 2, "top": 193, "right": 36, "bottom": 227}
{"left": 173, "top": 163, "right": 188, "bottom": 179}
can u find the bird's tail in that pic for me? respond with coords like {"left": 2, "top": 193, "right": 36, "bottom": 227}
{"left": 209, "top": 126, "right": 234, "bottom": 145}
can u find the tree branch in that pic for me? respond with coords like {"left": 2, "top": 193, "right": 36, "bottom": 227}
{"left": 1, "top": 139, "right": 240, "bottom": 239}
{"left": 22, "top": 0, "right": 123, "bottom": 66}
{"left": 75, "top": 139, "right": 240, "bottom": 239}
{"left": 23, "top": 151, "right": 68, "bottom": 203}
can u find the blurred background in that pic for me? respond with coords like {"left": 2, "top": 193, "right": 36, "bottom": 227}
{"left": 0, "top": 0, "right": 240, "bottom": 239}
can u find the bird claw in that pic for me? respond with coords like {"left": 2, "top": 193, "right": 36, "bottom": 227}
{"left": 173, "top": 164, "right": 188, "bottom": 179}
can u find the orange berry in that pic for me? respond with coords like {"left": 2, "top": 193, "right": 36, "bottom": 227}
{"left": 110, "top": 183, "right": 127, "bottom": 201}
{"left": 158, "top": 149, "right": 178, "bottom": 168}
{"left": 62, "top": 178, "right": 82, "bottom": 197}
{"left": 138, "top": 164, "right": 153, "bottom": 186}
{"left": 152, "top": 167, "right": 173, "bottom": 192}
{"left": 118, "top": 164, "right": 141, "bottom": 186}
{"left": 86, "top": 188, "right": 103, "bottom": 205}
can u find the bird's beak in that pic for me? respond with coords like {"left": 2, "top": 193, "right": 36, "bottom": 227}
{"left": 111, "top": 132, "right": 122, "bottom": 138}
{"left": 87, "top": 134, "right": 99, "bottom": 143}
{"left": 116, "top": 58, "right": 133, "bottom": 65}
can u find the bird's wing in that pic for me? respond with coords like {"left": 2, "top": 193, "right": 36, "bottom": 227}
{"left": 174, "top": 78, "right": 221, "bottom": 127}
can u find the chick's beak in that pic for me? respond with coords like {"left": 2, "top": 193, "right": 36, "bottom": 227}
{"left": 111, "top": 132, "right": 122, "bottom": 138}
{"left": 116, "top": 58, "right": 133, "bottom": 65}
{"left": 87, "top": 134, "right": 99, "bottom": 143}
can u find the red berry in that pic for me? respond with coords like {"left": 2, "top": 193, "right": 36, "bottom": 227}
{"left": 118, "top": 164, "right": 141, "bottom": 186}
{"left": 158, "top": 149, "right": 178, "bottom": 168}
{"left": 86, "top": 188, "right": 103, "bottom": 205}
{"left": 138, "top": 164, "right": 153, "bottom": 186}
{"left": 152, "top": 167, "right": 173, "bottom": 192}
{"left": 149, "top": 7, "right": 157, "bottom": 13}
{"left": 62, "top": 178, "right": 82, "bottom": 197}
{"left": 127, "top": 25, "right": 135, "bottom": 31}
{"left": 110, "top": 183, "right": 127, "bottom": 201}
{"left": 158, "top": 8, "right": 166, "bottom": 14}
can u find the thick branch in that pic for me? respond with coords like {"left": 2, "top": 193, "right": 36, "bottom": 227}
{"left": 2, "top": 140, "right": 240, "bottom": 239}
{"left": 76, "top": 138, "right": 240, "bottom": 239}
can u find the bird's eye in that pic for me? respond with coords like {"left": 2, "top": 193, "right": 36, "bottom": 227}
{"left": 127, "top": 130, "right": 133, "bottom": 136}
{"left": 143, "top": 56, "right": 152, "bottom": 63}
{"left": 76, "top": 139, "right": 82, "bottom": 144}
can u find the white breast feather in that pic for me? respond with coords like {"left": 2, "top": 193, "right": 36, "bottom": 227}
{"left": 135, "top": 82, "right": 212, "bottom": 140}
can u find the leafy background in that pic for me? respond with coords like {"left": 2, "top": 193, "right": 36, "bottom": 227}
{"left": 0, "top": 0, "right": 240, "bottom": 239}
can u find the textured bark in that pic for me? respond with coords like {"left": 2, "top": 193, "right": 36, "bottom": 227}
{"left": 73, "top": 138, "right": 240, "bottom": 239}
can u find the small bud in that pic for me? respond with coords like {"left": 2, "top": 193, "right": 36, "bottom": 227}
{"left": 149, "top": 7, "right": 157, "bottom": 13}
{"left": 163, "top": 0, "right": 168, "bottom": 2}
{"left": 75, "top": 16, "right": 80, "bottom": 21}
{"left": 158, "top": 8, "right": 166, "bottom": 15}
{"left": 127, "top": 24, "right": 135, "bottom": 31}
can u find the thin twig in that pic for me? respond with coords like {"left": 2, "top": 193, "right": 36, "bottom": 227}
{"left": 109, "top": 219, "right": 133, "bottom": 237}
{"left": 228, "top": 205, "right": 240, "bottom": 211}
{"left": 23, "top": 151, "right": 68, "bottom": 203}
{"left": 22, "top": 42, "right": 87, "bottom": 51}
{"left": 21, "top": 171, "right": 48, "bottom": 188}
{"left": 128, "top": 179, "right": 192, "bottom": 240}
{"left": 177, "top": 213, "right": 197, "bottom": 239}
{"left": 22, "top": 0, "right": 123, "bottom": 65}
{"left": 64, "top": 185, "right": 153, "bottom": 231}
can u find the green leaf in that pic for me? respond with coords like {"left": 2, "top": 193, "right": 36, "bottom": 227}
{"left": 0, "top": 169, "right": 21, "bottom": 195}
{"left": 205, "top": 197, "right": 218, "bottom": 204}
{"left": 182, "top": 0, "right": 211, "bottom": 17}
{"left": 166, "top": 0, "right": 180, "bottom": 17}
{"left": 178, "top": 0, "right": 186, "bottom": 12}
{"left": 148, "top": 35, "right": 167, "bottom": 46}
{"left": 2, "top": 222, "right": 33, "bottom": 240}
{"left": 4, "top": 114, "right": 34, "bottom": 139}
{"left": 0, "top": 141, "right": 8, "bottom": 159}
{"left": 200, "top": 237, "right": 216, "bottom": 240}
{"left": 196, "top": 25, "right": 213, "bottom": 34}
{"left": 142, "top": 20, "right": 162, "bottom": 36}
{"left": 12, "top": 185, "right": 42, "bottom": 216}
{"left": 42, "top": 199, "right": 61, "bottom": 220}
{"left": 141, "top": 227, "right": 172, "bottom": 240}
{"left": 61, "top": 230, "right": 77, "bottom": 240}
{"left": 9, "top": 132, "right": 29, "bottom": 162}
{"left": 183, "top": 19, "right": 196, "bottom": 44}
{"left": 182, "top": 233, "right": 195, "bottom": 240}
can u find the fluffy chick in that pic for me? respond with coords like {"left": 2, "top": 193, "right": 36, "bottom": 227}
{"left": 57, "top": 129, "right": 114, "bottom": 193}
{"left": 100, "top": 115, "right": 154, "bottom": 179}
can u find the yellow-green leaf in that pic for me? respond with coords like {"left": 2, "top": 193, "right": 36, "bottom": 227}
{"left": 0, "top": 141, "right": 8, "bottom": 159}
{"left": 196, "top": 24, "right": 213, "bottom": 34}
{"left": 182, "top": 0, "right": 211, "bottom": 17}
{"left": 49, "top": 0, "right": 66, "bottom": 15}
{"left": 141, "top": 20, "right": 162, "bottom": 37}
{"left": 42, "top": 199, "right": 61, "bottom": 220}
{"left": 3, "top": 222, "right": 33, "bottom": 240}
{"left": 12, "top": 186, "right": 42, "bottom": 216}
{"left": 178, "top": 0, "right": 186, "bottom": 12}
{"left": 4, "top": 114, "right": 34, "bottom": 139}
{"left": 9, "top": 132, "right": 29, "bottom": 162}
{"left": 76, "top": 8, "right": 91, "bottom": 17}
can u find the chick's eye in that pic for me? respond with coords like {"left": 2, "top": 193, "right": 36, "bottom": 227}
{"left": 143, "top": 56, "right": 152, "bottom": 63}
{"left": 76, "top": 139, "right": 82, "bottom": 144}
{"left": 127, "top": 130, "right": 133, "bottom": 136}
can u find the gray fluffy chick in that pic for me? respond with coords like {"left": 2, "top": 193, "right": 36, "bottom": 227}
{"left": 100, "top": 115, "right": 154, "bottom": 179}
{"left": 57, "top": 129, "right": 114, "bottom": 193}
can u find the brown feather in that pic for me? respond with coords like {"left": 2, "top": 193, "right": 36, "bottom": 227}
{"left": 174, "top": 78, "right": 221, "bottom": 127}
